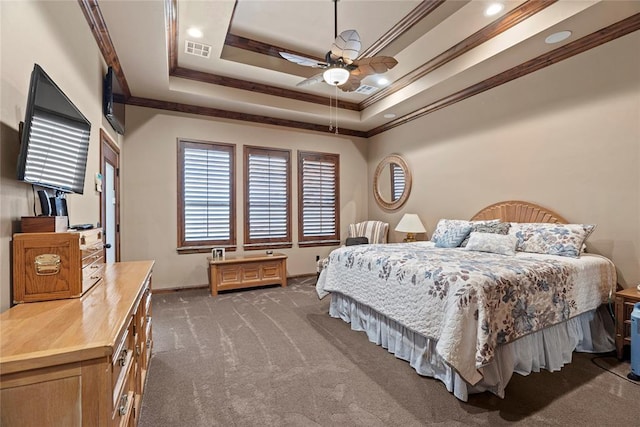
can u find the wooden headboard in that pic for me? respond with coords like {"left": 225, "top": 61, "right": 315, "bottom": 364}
{"left": 470, "top": 200, "right": 568, "bottom": 224}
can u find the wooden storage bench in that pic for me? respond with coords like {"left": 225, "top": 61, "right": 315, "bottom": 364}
{"left": 208, "top": 253, "right": 287, "bottom": 296}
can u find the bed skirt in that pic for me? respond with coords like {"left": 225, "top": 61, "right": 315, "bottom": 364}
{"left": 328, "top": 292, "right": 615, "bottom": 401}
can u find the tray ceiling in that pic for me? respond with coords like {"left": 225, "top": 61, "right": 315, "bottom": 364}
{"left": 94, "top": 0, "right": 640, "bottom": 136}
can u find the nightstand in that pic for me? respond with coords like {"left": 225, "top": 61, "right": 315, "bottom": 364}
{"left": 615, "top": 287, "right": 640, "bottom": 359}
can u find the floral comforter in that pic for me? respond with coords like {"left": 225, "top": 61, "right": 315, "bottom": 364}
{"left": 316, "top": 242, "right": 616, "bottom": 385}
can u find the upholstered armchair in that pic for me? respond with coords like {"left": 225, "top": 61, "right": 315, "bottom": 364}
{"left": 316, "top": 220, "right": 389, "bottom": 277}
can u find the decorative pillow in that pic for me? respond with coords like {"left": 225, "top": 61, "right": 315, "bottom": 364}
{"left": 431, "top": 219, "right": 473, "bottom": 248}
{"left": 509, "top": 223, "right": 596, "bottom": 258}
{"left": 459, "top": 221, "right": 511, "bottom": 247}
{"left": 465, "top": 232, "right": 518, "bottom": 256}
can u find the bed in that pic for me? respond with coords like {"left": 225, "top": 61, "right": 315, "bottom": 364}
{"left": 316, "top": 201, "right": 617, "bottom": 401}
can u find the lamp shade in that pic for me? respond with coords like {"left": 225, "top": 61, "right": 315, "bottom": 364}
{"left": 323, "top": 67, "right": 350, "bottom": 86}
{"left": 395, "top": 213, "right": 426, "bottom": 233}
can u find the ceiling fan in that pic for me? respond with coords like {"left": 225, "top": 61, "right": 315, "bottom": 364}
{"left": 279, "top": 0, "right": 398, "bottom": 92}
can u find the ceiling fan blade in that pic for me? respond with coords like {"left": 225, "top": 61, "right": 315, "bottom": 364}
{"left": 330, "top": 29, "right": 361, "bottom": 64}
{"left": 352, "top": 56, "right": 398, "bottom": 76}
{"left": 279, "top": 52, "right": 327, "bottom": 68}
{"left": 296, "top": 73, "right": 326, "bottom": 87}
{"left": 339, "top": 75, "right": 363, "bottom": 92}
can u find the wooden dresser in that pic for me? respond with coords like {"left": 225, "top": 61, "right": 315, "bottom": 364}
{"left": 1, "top": 260, "right": 154, "bottom": 426}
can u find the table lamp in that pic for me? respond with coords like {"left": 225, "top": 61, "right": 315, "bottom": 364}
{"left": 395, "top": 213, "right": 426, "bottom": 242}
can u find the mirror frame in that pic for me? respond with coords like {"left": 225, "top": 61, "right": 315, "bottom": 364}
{"left": 373, "top": 154, "right": 412, "bottom": 210}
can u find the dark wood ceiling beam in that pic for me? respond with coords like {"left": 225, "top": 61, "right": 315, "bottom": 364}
{"left": 77, "top": 0, "right": 131, "bottom": 98}
{"left": 126, "top": 96, "right": 367, "bottom": 138}
{"left": 366, "top": 12, "right": 640, "bottom": 137}
{"left": 358, "top": 0, "right": 446, "bottom": 59}
{"left": 359, "top": 0, "right": 557, "bottom": 109}
{"left": 172, "top": 66, "right": 360, "bottom": 111}
{"left": 224, "top": 33, "right": 325, "bottom": 62}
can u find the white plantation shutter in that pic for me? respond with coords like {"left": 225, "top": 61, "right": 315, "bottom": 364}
{"left": 245, "top": 147, "right": 291, "bottom": 246}
{"left": 178, "top": 140, "right": 235, "bottom": 249}
{"left": 299, "top": 152, "right": 339, "bottom": 243}
{"left": 391, "top": 163, "right": 405, "bottom": 202}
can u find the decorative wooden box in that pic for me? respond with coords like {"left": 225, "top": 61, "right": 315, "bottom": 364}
{"left": 20, "top": 216, "right": 68, "bottom": 233}
{"left": 12, "top": 229, "right": 104, "bottom": 303}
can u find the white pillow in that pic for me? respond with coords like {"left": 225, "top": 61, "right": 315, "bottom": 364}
{"left": 465, "top": 232, "right": 518, "bottom": 256}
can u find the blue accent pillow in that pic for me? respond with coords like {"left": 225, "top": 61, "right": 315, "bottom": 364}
{"left": 431, "top": 219, "right": 473, "bottom": 248}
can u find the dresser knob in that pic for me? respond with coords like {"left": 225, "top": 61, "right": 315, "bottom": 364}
{"left": 117, "top": 349, "right": 127, "bottom": 366}
{"left": 118, "top": 394, "right": 128, "bottom": 416}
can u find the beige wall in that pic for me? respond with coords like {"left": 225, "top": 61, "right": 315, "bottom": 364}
{"left": 0, "top": 1, "right": 120, "bottom": 311}
{"left": 121, "top": 106, "right": 368, "bottom": 291}
{"left": 368, "top": 31, "right": 640, "bottom": 288}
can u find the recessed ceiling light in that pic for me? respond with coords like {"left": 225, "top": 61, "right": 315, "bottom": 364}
{"left": 545, "top": 30, "right": 572, "bottom": 44}
{"left": 383, "top": 113, "right": 396, "bottom": 119}
{"left": 377, "top": 77, "right": 389, "bottom": 85}
{"left": 484, "top": 2, "right": 504, "bottom": 17}
{"left": 187, "top": 27, "right": 203, "bottom": 38}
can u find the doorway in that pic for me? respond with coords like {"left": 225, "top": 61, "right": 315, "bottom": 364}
{"left": 100, "top": 129, "right": 120, "bottom": 263}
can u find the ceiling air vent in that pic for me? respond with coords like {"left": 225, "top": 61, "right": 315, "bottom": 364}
{"left": 354, "top": 85, "right": 379, "bottom": 95}
{"left": 185, "top": 40, "right": 211, "bottom": 58}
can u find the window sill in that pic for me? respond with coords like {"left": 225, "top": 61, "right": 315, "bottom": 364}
{"left": 242, "top": 243, "right": 293, "bottom": 251}
{"left": 177, "top": 246, "right": 237, "bottom": 255}
{"left": 298, "top": 240, "right": 341, "bottom": 248}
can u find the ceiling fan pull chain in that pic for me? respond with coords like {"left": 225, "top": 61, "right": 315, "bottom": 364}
{"left": 328, "top": 91, "right": 333, "bottom": 131}
{"left": 335, "top": 84, "right": 339, "bottom": 134}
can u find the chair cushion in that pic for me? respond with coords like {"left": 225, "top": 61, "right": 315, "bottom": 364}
{"left": 346, "top": 237, "right": 369, "bottom": 246}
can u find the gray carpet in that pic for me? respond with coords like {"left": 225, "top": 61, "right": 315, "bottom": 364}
{"left": 138, "top": 278, "right": 637, "bottom": 426}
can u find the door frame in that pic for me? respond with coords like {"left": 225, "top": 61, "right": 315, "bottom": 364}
{"left": 100, "top": 129, "right": 121, "bottom": 262}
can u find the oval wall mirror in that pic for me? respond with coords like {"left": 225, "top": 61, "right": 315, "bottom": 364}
{"left": 373, "top": 154, "right": 412, "bottom": 210}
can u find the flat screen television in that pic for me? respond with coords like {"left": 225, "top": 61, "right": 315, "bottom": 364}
{"left": 103, "top": 66, "right": 125, "bottom": 134}
{"left": 17, "top": 64, "right": 91, "bottom": 196}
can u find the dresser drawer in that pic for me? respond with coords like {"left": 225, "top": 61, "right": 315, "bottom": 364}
{"left": 261, "top": 261, "right": 284, "bottom": 280}
{"left": 113, "top": 382, "right": 135, "bottom": 426}
{"left": 81, "top": 245, "right": 103, "bottom": 268}
{"left": 112, "top": 318, "right": 134, "bottom": 409}
{"left": 82, "top": 254, "right": 104, "bottom": 286}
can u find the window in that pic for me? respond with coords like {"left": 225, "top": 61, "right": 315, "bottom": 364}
{"left": 391, "top": 162, "right": 405, "bottom": 202}
{"left": 298, "top": 151, "right": 340, "bottom": 246}
{"left": 177, "top": 139, "right": 235, "bottom": 252}
{"left": 244, "top": 146, "right": 291, "bottom": 249}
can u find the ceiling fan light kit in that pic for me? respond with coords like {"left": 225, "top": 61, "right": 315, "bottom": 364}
{"left": 323, "top": 67, "right": 350, "bottom": 86}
